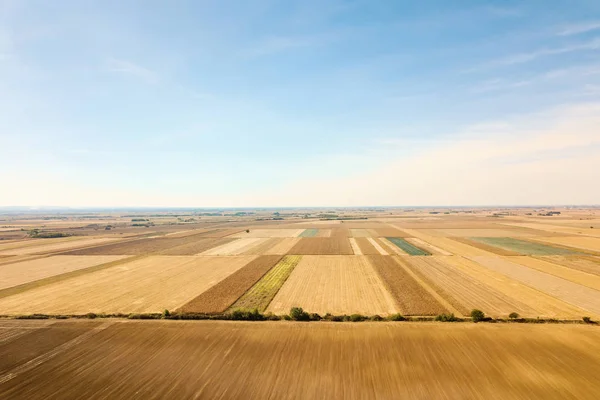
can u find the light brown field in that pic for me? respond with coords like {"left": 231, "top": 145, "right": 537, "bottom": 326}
{"left": 0, "top": 255, "right": 127, "bottom": 291}
{"left": 350, "top": 229, "right": 371, "bottom": 237}
{"left": 450, "top": 236, "right": 521, "bottom": 255}
{"left": 471, "top": 256, "right": 600, "bottom": 318}
{"left": 510, "top": 256, "right": 600, "bottom": 291}
{"left": 498, "top": 222, "right": 600, "bottom": 237}
{"left": 535, "top": 255, "right": 600, "bottom": 276}
{"left": 367, "top": 255, "right": 448, "bottom": 315}
{"left": 2, "top": 321, "right": 600, "bottom": 399}
{"left": 263, "top": 237, "right": 302, "bottom": 255}
{"left": 401, "top": 229, "right": 496, "bottom": 256}
{"left": 230, "top": 229, "right": 305, "bottom": 238}
{"left": 314, "top": 229, "right": 332, "bottom": 237}
{"left": 405, "top": 237, "right": 452, "bottom": 255}
{"left": 158, "top": 237, "right": 236, "bottom": 255}
{"left": 267, "top": 256, "right": 398, "bottom": 316}
{"left": 354, "top": 237, "right": 381, "bottom": 255}
{"left": 199, "top": 238, "right": 265, "bottom": 255}
{"left": 0, "top": 256, "right": 256, "bottom": 314}
{"left": 433, "top": 228, "right": 536, "bottom": 237}
{"left": 287, "top": 237, "right": 354, "bottom": 255}
{"left": 348, "top": 238, "right": 362, "bottom": 255}
{"left": 367, "top": 238, "right": 389, "bottom": 255}
{"left": 527, "top": 236, "right": 600, "bottom": 253}
{"left": 372, "top": 227, "right": 409, "bottom": 237}
{"left": 0, "top": 238, "right": 118, "bottom": 256}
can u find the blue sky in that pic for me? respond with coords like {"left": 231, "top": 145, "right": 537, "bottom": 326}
{"left": 2, "top": 0, "right": 600, "bottom": 206}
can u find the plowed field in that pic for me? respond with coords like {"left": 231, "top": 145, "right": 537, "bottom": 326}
{"left": 287, "top": 238, "right": 354, "bottom": 255}
{"left": 0, "top": 238, "right": 120, "bottom": 256}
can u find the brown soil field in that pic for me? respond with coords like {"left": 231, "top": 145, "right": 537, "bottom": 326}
{"left": 373, "top": 227, "right": 411, "bottom": 237}
{"left": 350, "top": 228, "right": 371, "bottom": 237}
{"left": 0, "top": 238, "right": 120, "bottom": 256}
{"left": 536, "top": 255, "right": 600, "bottom": 276}
{"left": 63, "top": 233, "right": 214, "bottom": 256}
{"left": 178, "top": 255, "right": 282, "bottom": 313}
{"left": 366, "top": 255, "right": 448, "bottom": 315}
{"left": 0, "top": 237, "right": 79, "bottom": 252}
{"left": 511, "top": 256, "right": 600, "bottom": 291}
{"left": 0, "top": 256, "right": 255, "bottom": 315}
{"left": 158, "top": 237, "right": 236, "bottom": 255}
{"left": 230, "top": 229, "right": 305, "bottom": 238}
{"left": 354, "top": 237, "right": 381, "bottom": 255}
{"left": 263, "top": 238, "right": 302, "bottom": 255}
{"left": 329, "top": 227, "right": 351, "bottom": 238}
{"left": 471, "top": 256, "right": 600, "bottom": 318}
{"left": 0, "top": 255, "right": 127, "bottom": 291}
{"left": 287, "top": 237, "right": 354, "bottom": 255}
{"left": 450, "top": 237, "right": 521, "bottom": 255}
{"left": 367, "top": 238, "right": 390, "bottom": 255}
{"left": 401, "top": 257, "right": 539, "bottom": 318}
{"left": 199, "top": 238, "right": 266, "bottom": 256}
{"left": 2, "top": 321, "right": 600, "bottom": 399}
{"left": 442, "top": 256, "right": 592, "bottom": 318}
{"left": 267, "top": 255, "right": 398, "bottom": 316}
{"left": 527, "top": 236, "right": 600, "bottom": 254}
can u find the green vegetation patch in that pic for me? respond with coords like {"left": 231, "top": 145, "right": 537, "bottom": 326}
{"left": 469, "top": 237, "right": 580, "bottom": 255}
{"left": 229, "top": 255, "right": 303, "bottom": 312}
{"left": 386, "top": 237, "right": 431, "bottom": 256}
{"left": 299, "top": 229, "right": 319, "bottom": 237}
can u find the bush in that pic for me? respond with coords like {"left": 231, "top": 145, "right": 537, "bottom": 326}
{"left": 86, "top": 312, "right": 97, "bottom": 319}
{"left": 230, "top": 309, "right": 265, "bottom": 321}
{"left": 309, "top": 313, "right": 322, "bottom": 321}
{"left": 387, "top": 313, "right": 406, "bottom": 321}
{"left": 370, "top": 315, "right": 384, "bottom": 321}
{"left": 264, "top": 313, "right": 281, "bottom": 321}
{"left": 290, "top": 307, "right": 310, "bottom": 321}
{"left": 283, "top": 315, "right": 292, "bottom": 321}
{"left": 583, "top": 316, "right": 592, "bottom": 324}
{"left": 470, "top": 309, "right": 485, "bottom": 323}
{"left": 330, "top": 315, "right": 345, "bottom": 322}
{"left": 509, "top": 312, "right": 520, "bottom": 319}
{"left": 163, "top": 309, "right": 171, "bottom": 318}
{"left": 435, "top": 313, "right": 458, "bottom": 322}
{"left": 349, "top": 314, "right": 366, "bottom": 322}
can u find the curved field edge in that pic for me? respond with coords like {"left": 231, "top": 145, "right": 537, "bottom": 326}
{"left": 229, "top": 255, "right": 302, "bottom": 312}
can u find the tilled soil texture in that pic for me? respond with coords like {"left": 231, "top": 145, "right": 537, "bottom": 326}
{"left": 63, "top": 233, "right": 222, "bottom": 256}
{"left": 355, "top": 238, "right": 382, "bottom": 255}
{"left": 158, "top": 237, "right": 236, "bottom": 255}
{"left": 287, "top": 237, "right": 354, "bottom": 255}
{"left": 366, "top": 255, "right": 448, "bottom": 316}
{"left": 178, "top": 255, "right": 283, "bottom": 313}
{"left": 3, "top": 321, "right": 600, "bottom": 399}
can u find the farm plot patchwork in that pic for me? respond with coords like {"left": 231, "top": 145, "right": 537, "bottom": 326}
{"left": 0, "top": 255, "right": 127, "bottom": 291}
{"left": 299, "top": 229, "right": 319, "bottom": 237}
{"left": 470, "top": 256, "right": 600, "bottom": 317}
{"left": 527, "top": 236, "right": 600, "bottom": 254}
{"left": 0, "top": 238, "right": 120, "bottom": 256}
{"left": 267, "top": 256, "right": 398, "bottom": 316}
{"left": 366, "top": 256, "right": 447, "bottom": 315}
{"left": 263, "top": 238, "right": 302, "bottom": 255}
{"left": 350, "top": 229, "right": 371, "bottom": 238}
{"left": 230, "top": 229, "right": 304, "bottom": 238}
{"left": 469, "top": 237, "right": 580, "bottom": 255}
{"left": 405, "top": 238, "right": 452, "bottom": 256}
{"left": 386, "top": 237, "right": 431, "bottom": 256}
{"left": 536, "top": 256, "right": 600, "bottom": 276}
{"left": 0, "top": 256, "right": 255, "bottom": 315}
{"left": 354, "top": 237, "right": 382, "bottom": 255}
{"left": 178, "top": 255, "right": 282, "bottom": 313}
{"left": 230, "top": 255, "right": 302, "bottom": 311}
{"left": 199, "top": 238, "right": 266, "bottom": 256}
{"left": 287, "top": 237, "right": 354, "bottom": 255}
{"left": 450, "top": 237, "right": 520, "bottom": 256}
{"left": 509, "top": 256, "right": 600, "bottom": 291}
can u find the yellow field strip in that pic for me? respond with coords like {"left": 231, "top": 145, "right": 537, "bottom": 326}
{"left": 497, "top": 222, "right": 600, "bottom": 237}
{"left": 367, "top": 238, "right": 388, "bottom": 255}
{"left": 405, "top": 238, "right": 452, "bottom": 255}
{"left": 349, "top": 238, "right": 362, "bottom": 255}
{"left": 509, "top": 256, "right": 600, "bottom": 291}
{"left": 264, "top": 238, "right": 302, "bottom": 255}
{"left": 400, "top": 228, "right": 496, "bottom": 257}
{"left": 199, "top": 238, "right": 265, "bottom": 255}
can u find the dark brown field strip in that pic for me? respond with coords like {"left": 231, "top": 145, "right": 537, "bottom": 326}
{"left": 367, "top": 256, "right": 448, "bottom": 316}
{"left": 158, "top": 237, "right": 236, "bottom": 255}
{"left": 329, "top": 227, "right": 351, "bottom": 238}
{"left": 287, "top": 237, "right": 354, "bottom": 255}
{"left": 0, "top": 321, "right": 102, "bottom": 377}
{"left": 0, "top": 255, "right": 145, "bottom": 300}
{"left": 450, "top": 237, "right": 520, "bottom": 256}
{"left": 355, "top": 238, "right": 381, "bottom": 255}
{"left": 178, "top": 255, "right": 283, "bottom": 313}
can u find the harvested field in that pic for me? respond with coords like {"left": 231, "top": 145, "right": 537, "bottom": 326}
{"left": 405, "top": 238, "right": 452, "bottom": 256}
{"left": 372, "top": 227, "right": 410, "bottom": 237}
{"left": 0, "top": 255, "right": 127, "bottom": 291}
{"left": 400, "top": 257, "right": 538, "bottom": 318}
{"left": 354, "top": 237, "right": 381, "bottom": 255}
{"left": 200, "top": 229, "right": 248, "bottom": 238}
{"left": 471, "top": 256, "right": 600, "bottom": 317}
{"left": 386, "top": 237, "right": 431, "bottom": 256}
{"left": 0, "top": 238, "right": 120, "bottom": 256}
{"left": 367, "top": 255, "right": 448, "bottom": 315}
{"left": 267, "top": 256, "right": 398, "bottom": 316}
{"left": 240, "top": 238, "right": 282, "bottom": 255}
{"left": 230, "top": 229, "right": 304, "bottom": 238}
{"left": 470, "top": 237, "right": 580, "bottom": 255}
{"left": 314, "top": 229, "right": 332, "bottom": 237}
{"left": 263, "top": 238, "right": 301, "bottom": 255}
{"left": 230, "top": 255, "right": 302, "bottom": 311}
{"left": 158, "top": 237, "right": 235, "bottom": 255}
{"left": 350, "top": 229, "right": 371, "bottom": 237}
{"left": 498, "top": 222, "right": 600, "bottom": 237}
{"left": 0, "top": 256, "right": 255, "bottom": 314}
{"left": 527, "top": 236, "right": 600, "bottom": 254}
{"left": 508, "top": 256, "right": 600, "bottom": 291}
{"left": 441, "top": 256, "right": 589, "bottom": 318}
{"left": 178, "top": 255, "right": 282, "bottom": 313}
{"left": 299, "top": 229, "right": 319, "bottom": 237}
{"left": 199, "top": 238, "right": 265, "bottom": 256}
{"left": 536, "top": 255, "right": 600, "bottom": 276}
{"left": 349, "top": 238, "right": 362, "bottom": 255}
{"left": 402, "top": 229, "right": 497, "bottom": 257}
{"left": 330, "top": 227, "right": 351, "bottom": 238}
{"left": 287, "top": 237, "right": 354, "bottom": 255}
{"left": 0, "top": 237, "right": 81, "bottom": 252}
{"left": 434, "top": 229, "right": 536, "bottom": 237}
{"left": 367, "top": 238, "right": 389, "bottom": 255}
{"left": 2, "top": 321, "right": 600, "bottom": 399}
{"left": 451, "top": 237, "right": 520, "bottom": 255}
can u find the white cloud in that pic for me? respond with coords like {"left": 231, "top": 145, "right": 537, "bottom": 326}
{"left": 105, "top": 58, "right": 157, "bottom": 83}
{"left": 557, "top": 21, "right": 600, "bottom": 36}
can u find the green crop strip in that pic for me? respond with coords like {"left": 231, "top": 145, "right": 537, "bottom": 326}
{"left": 386, "top": 237, "right": 431, "bottom": 256}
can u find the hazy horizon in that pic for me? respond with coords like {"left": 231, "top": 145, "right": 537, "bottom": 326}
{"left": 3, "top": 1, "right": 600, "bottom": 207}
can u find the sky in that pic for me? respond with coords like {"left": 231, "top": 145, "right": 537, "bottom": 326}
{"left": 1, "top": 0, "right": 600, "bottom": 207}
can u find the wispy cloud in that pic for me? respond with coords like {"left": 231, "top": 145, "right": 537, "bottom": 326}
{"left": 241, "top": 34, "right": 333, "bottom": 58}
{"left": 557, "top": 21, "right": 600, "bottom": 36}
{"left": 105, "top": 58, "right": 157, "bottom": 83}
{"left": 471, "top": 78, "right": 532, "bottom": 93}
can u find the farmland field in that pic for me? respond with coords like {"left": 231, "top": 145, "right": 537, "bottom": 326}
{"left": 267, "top": 256, "right": 398, "bottom": 315}
{"left": 386, "top": 237, "right": 431, "bottom": 256}
{"left": 527, "top": 236, "right": 600, "bottom": 254}
{"left": 469, "top": 237, "right": 580, "bottom": 255}
{"left": 287, "top": 237, "right": 354, "bottom": 255}
{"left": 299, "top": 228, "right": 319, "bottom": 237}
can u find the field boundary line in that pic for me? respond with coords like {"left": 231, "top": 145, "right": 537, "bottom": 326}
{"left": 367, "top": 238, "right": 388, "bottom": 255}
{"left": 0, "top": 322, "right": 115, "bottom": 385}
{"left": 0, "top": 255, "right": 147, "bottom": 300}
{"left": 392, "top": 256, "right": 463, "bottom": 317}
